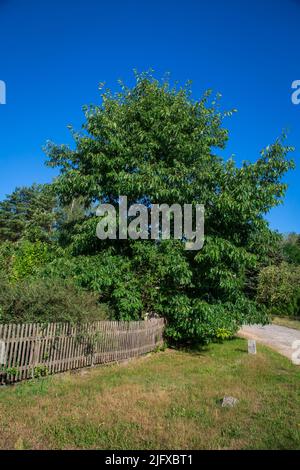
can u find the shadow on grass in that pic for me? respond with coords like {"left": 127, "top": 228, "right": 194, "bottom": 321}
{"left": 167, "top": 336, "right": 248, "bottom": 358}
{"left": 234, "top": 347, "right": 248, "bottom": 354}
{"left": 167, "top": 342, "right": 209, "bottom": 356}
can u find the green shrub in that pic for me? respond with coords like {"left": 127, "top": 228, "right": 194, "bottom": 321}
{"left": 257, "top": 262, "right": 300, "bottom": 316}
{"left": 282, "top": 233, "right": 300, "bottom": 265}
{"left": 162, "top": 294, "right": 267, "bottom": 344}
{"left": 0, "top": 276, "right": 109, "bottom": 324}
{"left": 0, "top": 240, "right": 56, "bottom": 281}
{"left": 0, "top": 241, "right": 15, "bottom": 275}
{"left": 10, "top": 240, "right": 53, "bottom": 281}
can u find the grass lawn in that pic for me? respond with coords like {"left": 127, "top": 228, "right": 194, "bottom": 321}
{"left": 272, "top": 316, "right": 300, "bottom": 331}
{"left": 0, "top": 338, "right": 299, "bottom": 450}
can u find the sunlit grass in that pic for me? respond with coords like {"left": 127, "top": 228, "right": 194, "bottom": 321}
{"left": 272, "top": 316, "right": 300, "bottom": 331}
{"left": 0, "top": 338, "right": 299, "bottom": 450}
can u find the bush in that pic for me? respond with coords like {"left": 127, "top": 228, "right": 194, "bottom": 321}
{"left": 10, "top": 240, "right": 54, "bottom": 281}
{"left": 282, "top": 233, "right": 300, "bottom": 265}
{"left": 0, "top": 241, "right": 14, "bottom": 274}
{"left": 0, "top": 240, "right": 55, "bottom": 281}
{"left": 0, "top": 276, "right": 110, "bottom": 324}
{"left": 257, "top": 262, "right": 300, "bottom": 316}
{"left": 162, "top": 294, "right": 268, "bottom": 344}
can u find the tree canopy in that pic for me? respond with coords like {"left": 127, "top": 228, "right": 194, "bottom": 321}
{"left": 43, "top": 73, "right": 295, "bottom": 342}
{"left": 0, "top": 72, "right": 295, "bottom": 340}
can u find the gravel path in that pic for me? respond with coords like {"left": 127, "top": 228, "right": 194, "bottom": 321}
{"left": 238, "top": 324, "right": 300, "bottom": 363}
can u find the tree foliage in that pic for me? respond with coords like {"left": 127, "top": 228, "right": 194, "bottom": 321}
{"left": 0, "top": 275, "right": 109, "bottom": 324}
{"left": 0, "top": 184, "right": 57, "bottom": 243}
{"left": 282, "top": 232, "right": 300, "bottom": 265}
{"left": 257, "top": 262, "right": 300, "bottom": 316}
{"left": 39, "top": 72, "right": 295, "bottom": 343}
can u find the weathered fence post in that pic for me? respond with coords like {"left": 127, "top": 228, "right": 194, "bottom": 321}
{"left": 248, "top": 339, "right": 257, "bottom": 355}
{"left": 0, "top": 318, "right": 165, "bottom": 384}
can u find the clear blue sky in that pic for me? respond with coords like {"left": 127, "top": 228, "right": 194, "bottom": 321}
{"left": 0, "top": 0, "right": 299, "bottom": 233}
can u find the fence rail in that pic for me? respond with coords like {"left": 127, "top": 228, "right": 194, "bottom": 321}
{"left": 0, "top": 318, "right": 164, "bottom": 384}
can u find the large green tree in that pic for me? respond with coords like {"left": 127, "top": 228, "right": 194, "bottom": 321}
{"left": 45, "top": 72, "right": 295, "bottom": 343}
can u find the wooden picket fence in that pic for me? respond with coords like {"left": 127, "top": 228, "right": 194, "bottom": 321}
{"left": 0, "top": 318, "right": 164, "bottom": 385}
